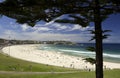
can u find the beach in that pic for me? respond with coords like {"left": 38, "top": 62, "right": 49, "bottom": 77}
{"left": 1, "top": 44, "right": 120, "bottom": 70}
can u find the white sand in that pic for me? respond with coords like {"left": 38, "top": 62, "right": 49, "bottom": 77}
{"left": 2, "top": 44, "right": 120, "bottom": 70}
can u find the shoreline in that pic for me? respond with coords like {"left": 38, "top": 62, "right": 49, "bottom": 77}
{"left": 1, "top": 44, "right": 120, "bottom": 70}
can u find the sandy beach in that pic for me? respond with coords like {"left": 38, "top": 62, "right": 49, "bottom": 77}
{"left": 2, "top": 44, "right": 120, "bottom": 70}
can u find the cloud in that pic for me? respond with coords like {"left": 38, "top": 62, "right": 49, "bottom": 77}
{"left": 0, "top": 30, "right": 17, "bottom": 39}
{"left": 70, "top": 24, "right": 94, "bottom": 31}
{"left": 20, "top": 32, "right": 91, "bottom": 42}
{"left": 21, "top": 24, "right": 31, "bottom": 31}
{"left": 17, "top": 16, "right": 93, "bottom": 33}
{"left": 33, "top": 27, "right": 52, "bottom": 32}
{"left": 43, "top": 21, "right": 93, "bottom": 32}
{"left": 71, "top": 24, "right": 82, "bottom": 30}
{"left": 1, "top": 19, "right": 93, "bottom": 42}
{"left": 1, "top": 29, "right": 91, "bottom": 42}
{"left": 1, "top": 27, "right": 120, "bottom": 43}
{"left": 37, "top": 27, "right": 52, "bottom": 31}
{"left": 0, "top": 15, "right": 94, "bottom": 42}
{"left": 50, "top": 23, "right": 69, "bottom": 30}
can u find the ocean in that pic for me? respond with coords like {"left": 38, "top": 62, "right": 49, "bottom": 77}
{"left": 38, "top": 43, "right": 120, "bottom": 63}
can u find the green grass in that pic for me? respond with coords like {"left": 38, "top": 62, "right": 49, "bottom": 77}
{"left": 104, "top": 69, "right": 120, "bottom": 78}
{"left": 0, "top": 70, "right": 120, "bottom": 78}
{"left": 0, "top": 72, "right": 94, "bottom": 78}
{"left": 0, "top": 51, "right": 120, "bottom": 78}
{"left": 0, "top": 52, "right": 77, "bottom": 72}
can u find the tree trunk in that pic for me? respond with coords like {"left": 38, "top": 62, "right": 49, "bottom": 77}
{"left": 94, "top": 0, "right": 103, "bottom": 78}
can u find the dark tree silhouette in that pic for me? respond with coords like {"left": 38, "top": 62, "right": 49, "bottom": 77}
{"left": 0, "top": 0, "right": 120, "bottom": 78}
{"left": 83, "top": 58, "right": 96, "bottom": 65}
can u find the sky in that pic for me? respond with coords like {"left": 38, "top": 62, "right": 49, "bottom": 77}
{"left": 0, "top": 0, "right": 120, "bottom": 43}
{"left": 0, "top": 14, "right": 120, "bottom": 43}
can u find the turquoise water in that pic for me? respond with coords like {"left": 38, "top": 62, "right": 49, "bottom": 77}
{"left": 38, "top": 43, "right": 120, "bottom": 63}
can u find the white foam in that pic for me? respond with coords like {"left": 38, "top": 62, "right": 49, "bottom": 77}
{"left": 59, "top": 49, "right": 120, "bottom": 59}
{"left": 103, "top": 53, "right": 120, "bottom": 58}
{"left": 59, "top": 49, "right": 95, "bottom": 54}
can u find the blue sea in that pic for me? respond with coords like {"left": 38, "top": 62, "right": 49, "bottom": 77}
{"left": 38, "top": 43, "right": 120, "bottom": 63}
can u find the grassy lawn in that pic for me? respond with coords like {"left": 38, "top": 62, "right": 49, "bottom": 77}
{"left": 0, "top": 52, "right": 77, "bottom": 72}
{"left": 0, "top": 70, "right": 120, "bottom": 78}
{"left": 0, "top": 72, "right": 94, "bottom": 78}
{"left": 0, "top": 51, "right": 120, "bottom": 78}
